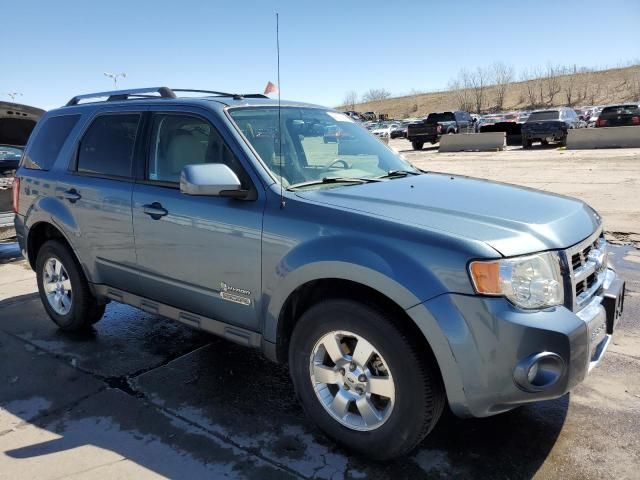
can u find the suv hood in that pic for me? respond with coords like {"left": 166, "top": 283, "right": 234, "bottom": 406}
{"left": 295, "top": 173, "right": 600, "bottom": 257}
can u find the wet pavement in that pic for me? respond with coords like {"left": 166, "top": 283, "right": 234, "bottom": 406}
{"left": 0, "top": 239, "right": 638, "bottom": 479}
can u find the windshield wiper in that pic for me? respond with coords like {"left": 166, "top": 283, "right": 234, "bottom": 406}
{"left": 287, "top": 176, "right": 379, "bottom": 190}
{"left": 376, "top": 170, "right": 422, "bottom": 179}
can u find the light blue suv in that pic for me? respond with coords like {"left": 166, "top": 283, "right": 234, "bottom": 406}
{"left": 13, "top": 87, "right": 626, "bottom": 459}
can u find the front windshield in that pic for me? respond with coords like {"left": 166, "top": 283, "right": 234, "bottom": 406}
{"left": 0, "top": 145, "right": 24, "bottom": 162}
{"left": 228, "top": 107, "right": 417, "bottom": 188}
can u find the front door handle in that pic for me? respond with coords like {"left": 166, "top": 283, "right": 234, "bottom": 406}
{"left": 142, "top": 202, "right": 168, "bottom": 220}
{"left": 63, "top": 189, "right": 82, "bottom": 203}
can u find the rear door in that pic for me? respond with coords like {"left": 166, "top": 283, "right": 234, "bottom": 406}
{"left": 130, "top": 107, "right": 264, "bottom": 331}
{"left": 56, "top": 109, "right": 143, "bottom": 288}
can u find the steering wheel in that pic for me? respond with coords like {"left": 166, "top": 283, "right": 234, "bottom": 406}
{"left": 326, "top": 158, "right": 351, "bottom": 170}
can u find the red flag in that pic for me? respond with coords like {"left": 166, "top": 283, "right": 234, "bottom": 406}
{"left": 264, "top": 81, "right": 279, "bottom": 95}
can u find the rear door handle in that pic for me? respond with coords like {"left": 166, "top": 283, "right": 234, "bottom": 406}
{"left": 63, "top": 189, "right": 82, "bottom": 203}
{"left": 142, "top": 202, "right": 168, "bottom": 219}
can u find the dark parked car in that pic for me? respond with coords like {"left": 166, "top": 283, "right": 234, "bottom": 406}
{"left": 521, "top": 107, "right": 581, "bottom": 148}
{"left": 406, "top": 111, "right": 474, "bottom": 150}
{"left": 390, "top": 121, "right": 409, "bottom": 139}
{"left": 595, "top": 104, "right": 640, "bottom": 128}
{"left": 1, "top": 101, "right": 44, "bottom": 239}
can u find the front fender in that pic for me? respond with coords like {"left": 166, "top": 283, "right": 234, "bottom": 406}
{"left": 261, "top": 235, "right": 448, "bottom": 343}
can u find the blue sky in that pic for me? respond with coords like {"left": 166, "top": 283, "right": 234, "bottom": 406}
{"left": 4, "top": 0, "right": 639, "bottom": 110}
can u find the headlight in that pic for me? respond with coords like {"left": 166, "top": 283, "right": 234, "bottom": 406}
{"left": 469, "top": 252, "right": 564, "bottom": 309}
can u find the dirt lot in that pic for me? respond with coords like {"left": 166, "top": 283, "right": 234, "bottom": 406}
{"left": 390, "top": 139, "right": 640, "bottom": 246}
{"left": 0, "top": 145, "right": 639, "bottom": 479}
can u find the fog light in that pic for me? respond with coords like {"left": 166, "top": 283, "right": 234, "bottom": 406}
{"left": 514, "top": 352, "right": 565, "bottom": 392}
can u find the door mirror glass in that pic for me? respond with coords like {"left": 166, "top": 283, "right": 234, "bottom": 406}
{"left": 180, "top": 163, "right": 244, "bottom": 197}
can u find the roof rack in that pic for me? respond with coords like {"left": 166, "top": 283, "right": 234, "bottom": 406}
{"left": 65, "top": 87, "right": 268, "bottom": 106}
{"left": 66, "top": 87, "right": 176, "bottom": 106}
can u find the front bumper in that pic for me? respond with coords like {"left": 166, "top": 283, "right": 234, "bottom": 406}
{"left": 407, "top": 267, "right": 622, "bottom": 418}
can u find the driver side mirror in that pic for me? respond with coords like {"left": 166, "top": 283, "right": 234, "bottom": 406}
{"left": 180, "top": 164, "right": 247, "bottom": 199}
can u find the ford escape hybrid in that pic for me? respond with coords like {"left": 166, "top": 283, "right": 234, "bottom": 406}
{"left": 13, "top": 87, "right": 626, "bottom": 460}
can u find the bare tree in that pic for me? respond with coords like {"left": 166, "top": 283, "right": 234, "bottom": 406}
{"left": 521, "top": 69, "right": 539, "bottom": 107}
{"left": 491, "top": 62, "right": 514, "bottom": 111}
{"left": 448, "top": 69, "right": 473, "bottom": 112}
{"left": 544, "top": 63, "right": 562, "bottom": 105}
{"left": 342, "top": 90, "right": 359, "bottom": 110}
{"left": 361, "top": 88, "right": 391, "bottom": 102}
{"left": 470, "top": 67, "right": 488, "bottom": 114}
{"left": 563, "top": 76, "right": 575, "bottom": 106}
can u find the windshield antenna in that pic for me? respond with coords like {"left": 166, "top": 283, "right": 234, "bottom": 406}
{"left": 276, "top": 12, "right": 285, "bottom": 209}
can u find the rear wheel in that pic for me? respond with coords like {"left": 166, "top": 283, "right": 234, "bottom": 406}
{"left": 522, "top": 135, "right": 532, "bottom": 149}
{"left": 289, "top": 299, "right": 445, "bottom": 460}
{"left": 36, "top": 240, "right": 105, "bottom": 331}
{"left": 411, "top": 140, "right": 424, "bottom": 150}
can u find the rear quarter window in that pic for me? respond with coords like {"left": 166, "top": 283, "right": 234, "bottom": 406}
{"left": 23, "top": 115, "right": 81, "bottom": 170}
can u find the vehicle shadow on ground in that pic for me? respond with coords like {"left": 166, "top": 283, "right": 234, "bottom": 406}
{"left": 397, "top": 145, "right": 439, "bottom": 154}
{"left": 0, "top": 299, "right": 570, "bottom": 479}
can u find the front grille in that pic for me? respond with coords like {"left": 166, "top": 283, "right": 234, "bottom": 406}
{"left": 565, "top": 231, "right": 607, "bottom": 312}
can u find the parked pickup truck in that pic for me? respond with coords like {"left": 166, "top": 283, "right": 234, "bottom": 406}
{"left": 0, "top": 102, "right": 44, "bottom": 239}
{"left": 521, "top": 107, "right": 581, "bottom": 148}
{"left": 406, "top": 111, "right": 474, "bottom": 150}
{"left": 13, "top": 87, "right": 625, "bottom": 460}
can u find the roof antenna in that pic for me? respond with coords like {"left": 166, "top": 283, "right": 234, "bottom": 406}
{"left": 276, "top": 12, "right": 285, "bottom": 209}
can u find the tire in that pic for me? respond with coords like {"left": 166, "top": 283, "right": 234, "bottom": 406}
{"left": 541, "top": 139, "right": 549, "bottom": 146}
{"left": 289, "top": 299, "right": 445, "bottom": 460}
{"left": 522, "top": 135, "right": 532, "bottom": 149}
{"left": 411, "top": 140, "right": 424, "bottom": 150}
{"left": 36, "top": 239, "right": 105, "bottom": 331}
{"left": 558, "top": 134, "right": 567, "bottom": 147}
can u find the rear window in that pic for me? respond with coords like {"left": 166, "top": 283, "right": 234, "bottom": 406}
{"left": 426, "top": 112, "right": 455, "bottom": 123}
{"left": 526, "top": 111, "right": 560, "bottom": 122}
{"left": 77, "top": 114, "right": 140, "bottom": 178}
{"left": 23, "top": 115, "right": 80, "bottom": 170}
{"left": 600, "top": 105, "right": 640, "bottom": 118}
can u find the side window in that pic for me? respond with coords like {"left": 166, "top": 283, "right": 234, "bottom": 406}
{"left": 23, "top": 115, "right": 81, "bottom": 170}
{"left": 77, "top": 114, "right": 140, "bottom": 178}
{"left": 147, "top": 114, "right": 247, "bottom": 185}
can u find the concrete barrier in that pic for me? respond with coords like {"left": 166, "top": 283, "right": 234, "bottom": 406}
{"left": 438, "top": 132, "right": 506, "bottom": 152}
{"left": 567, "top": 126, "right": 640, "bottom": 149}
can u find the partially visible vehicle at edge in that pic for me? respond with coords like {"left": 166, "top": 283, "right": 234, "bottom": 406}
{"left": 361, "top": 111, "right": 377, "bottom": 121}
{"left": 406, "top": 111, "right": 474, "bottom": 150}
{"left": 478, "top": 112, "right": 528, "bottom": 139}
{"left": 13, "top": 87, "right": 625, "bottom": 461}
{"left": 1, "top": 101, "right": 44, "bottom": 239}
{"left": 595, "top": 104, "right": 640, "bottom": 128}
{"left": 390, "top": 121, "right": 409, "bottom": 139}
{"left": 475, "top": 113, "right": 503, "bottom": 133}
{"left": 371, "top": 123, "right": 400, "bottom": 144}
{"left": 521, "top": 107, "right": 581, "bottom": 148}
{"left": 343, "top": 110, "right": 362, "bottom": 121}
{"left": 587, "top": 106, "right": 603, "bottom": 127}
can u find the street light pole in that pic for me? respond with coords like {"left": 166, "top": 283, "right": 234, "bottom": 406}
{"left": 4, "top": 92, "right": 23, "bottom": 102}
{"left": 103, "top": 72, "right": 127, "bottom": 90}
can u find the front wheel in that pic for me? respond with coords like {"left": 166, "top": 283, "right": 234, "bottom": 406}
{"left": 289, "top": 299, "right": 445, "bottom": 460}
{"left": 36, "top": 240, "right": 105, "bottom": 331}
{"left": 411, "top": 140, "right": 424, "bottom": 150}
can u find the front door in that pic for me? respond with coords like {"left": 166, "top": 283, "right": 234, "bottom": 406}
{"left": 131, "top": 110, "right": 264, "bottom": 330}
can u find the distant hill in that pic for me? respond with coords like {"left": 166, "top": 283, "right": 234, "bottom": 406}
{"left": 342, "top": 64, "right": 640, "bottom": 119}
